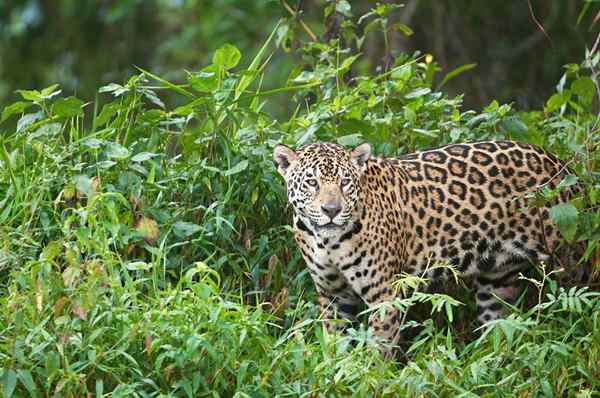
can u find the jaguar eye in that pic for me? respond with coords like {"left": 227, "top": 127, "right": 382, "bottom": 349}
{"left": 341, "top": 178, "right": 351, "bottom": 187}
{"left": 306, "top": 179, "right": 318, "bottom": 187}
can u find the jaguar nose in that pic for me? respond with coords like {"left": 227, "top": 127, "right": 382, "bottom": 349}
{"left": 321, "top": 203, "right": 341, "bottom": 219}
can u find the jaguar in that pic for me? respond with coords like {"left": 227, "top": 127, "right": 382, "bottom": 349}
{"left": 273, "top": 140, "right": 581, "bottom": 353}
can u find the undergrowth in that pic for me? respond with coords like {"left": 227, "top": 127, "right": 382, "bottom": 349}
{"left": 1, "top": 3, "right": 600, "bottom": 397}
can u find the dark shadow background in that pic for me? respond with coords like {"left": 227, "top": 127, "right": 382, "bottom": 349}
{"left": 0, "top": 0, "right": 597, "bottom": 115}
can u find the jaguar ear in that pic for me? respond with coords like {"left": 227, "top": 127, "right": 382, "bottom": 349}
{"left": 350, "top": 143, "right": 371, "bottom": 168}
{"left": 273, "top": 144, "right": 298, "bottom": 177}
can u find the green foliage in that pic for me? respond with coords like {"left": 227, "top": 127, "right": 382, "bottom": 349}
{"left": 1, "top": 3, "right": 600, "bottom": 396}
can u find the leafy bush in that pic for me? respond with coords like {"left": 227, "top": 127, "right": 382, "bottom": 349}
{"left": 1, "top": 3, "right": 599, "bottom": 397}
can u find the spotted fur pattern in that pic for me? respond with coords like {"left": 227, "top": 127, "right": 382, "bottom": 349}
{"left": 273, "top": 140, "right": 580, "bottom": 352}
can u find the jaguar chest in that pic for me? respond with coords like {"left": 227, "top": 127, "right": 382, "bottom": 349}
{"left": 294, "top": 223, "right": 377, "bottom": 299}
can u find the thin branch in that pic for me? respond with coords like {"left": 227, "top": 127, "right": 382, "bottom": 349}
{"left": 527, "top": 0, "right": 552, "bottom": 46}
{"left": 281, "top": 0, "right": 319, "bottom": 42}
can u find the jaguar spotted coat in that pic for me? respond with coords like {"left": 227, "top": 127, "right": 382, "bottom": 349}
{"left": 273, "top": 140, "right": 579, "bottom": 351}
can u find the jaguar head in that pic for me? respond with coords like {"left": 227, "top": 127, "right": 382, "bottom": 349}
{"left": 273, "top": 142, "right": 371, "bottom": 237}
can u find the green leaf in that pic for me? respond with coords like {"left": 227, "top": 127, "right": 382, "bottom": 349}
{"left": 233, "top": 19, "right": 279, "bottom": 101}
{"left": 571, "top": 77, "right": 595, "bottom": 103}
{"left": 405, "top": 88, "right": 431, "bottom": 99}
{"left": 131, "top": 152, "right": 159, "bottom": 162}
{"left": 545, "top": 91, "right": 571, "bottom": 113}
{"left": 549, "top": 203, "right": 579, "bottom": 242}
{"left": 392, "top": 22, "right": 413, "bottom": 36}
{"left": 95, "top": 102, "right": 120, "bottom": 127}
{"left": 105, "top": 142, "right": 130, "bottom": 159}
{"left": 16, "top": 111, "right": 43, "bottom": 133}
{"left": 1, "top": 101, "right": 33, "bottom": 123}
{"left": 16, "top": 89, "right": 43, "bottom": 102}
{"left": 173, "top": 221, "right": 202, "bottom": 238}
{"left": 2, "top": 369, "right": 17, "bottom": 398}
{"left": 74, "top": 175, "right": 94, "bottom": 198}
{"left": 52, "top": 96, "right": 84, "bottom": 118}
{"left": 223, "top": 160, "right": 248, "bottom": 176}
{"left": 17, "top": 369, "right": 37, "bottom": 395}
{"left": 439, "top": 63, "right": 477, "bottom": 88}
{"left": 335, "top": 0, "right": 352, "bottom": 16}
{"left": 41, "top": 241, "right": 62, "bottom": 262}
{"left": 500, "top": 116, "right": 528, "bottom": 140}
{"left": 213, "top": 44, "right": 241, "bottom": 70}
{"left": 188, "top": 66, "right": 219, "bottom": 93}
{"left": 337, "top": 134, "right": 363, "bottom": 147}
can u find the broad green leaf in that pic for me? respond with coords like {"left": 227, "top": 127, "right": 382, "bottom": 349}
{"left": 1, "top": 101, "right": 33, "bottom": 123}
{"left": 337, "top": 134, "right": 363, "bottom": 147}
{"left": 557, "top": 175, "right": 579, "bottom": 190}
{"left": 405, "top": 88, "right": 431, "bottom": 99}
{"left": 2, "top": 369, "right": 17, "bottom": 398}
{"left": 16, "top": 111, "right": 43, "bottom": 133}
{"left": 500, "top": 116, "right": 528, "bottom": 140}
{"left": 571, "top": 77, "right": 595, "bottom": 103}
{"left": 52, "top": 96, "right": 84, "bottom": 118}
{"left": 105, "top": 142, "right": 130, "bottom": 159}
{"left": 16, "top": 89, "right": 43, "bottom": 102}
{"left": 131, "top": 152, "right": 158, "bottom": 162}
{"left": 74, "top": 175, "right": 94, "bottom": 198}
{"left": 549, "top": 203, "right": 579, "bottom": 242}
{"left": 173, "top": 221, "right": 202, "bottom": 238}
{"left": 188, "top": 66, "right": 219, "bottom": 93}
{"left": 336, "top": 0, "right": 352, "bottom": 16}
{"left": 81, "top": 138, "right": 104, "bottom": 149}
{"left": 213, "top": 43, "right": 241, "bottom": 70}
{"left": 40, "top": 84, "right": 62, "bottom": 99}
{"left": 545, "top": 91, "right": 570, "bottom": 113}
{"left": 223, "top": 160, "right": 248, "bottom": 176}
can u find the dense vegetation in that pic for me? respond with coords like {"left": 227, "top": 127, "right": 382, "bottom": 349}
{"left": 1, "top": 2, "right": 600, "bottom": 397}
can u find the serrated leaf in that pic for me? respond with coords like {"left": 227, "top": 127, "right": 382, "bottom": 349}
{"left": 549, "top": 203, "right": 579, "bottom": 242}
{"left": 223, "top": 160, "right": 248, "bottom": 176}
{"left": 213, "top": 43, "right": 241, "bottom": 70}
{"left": 173, "top": 221, "right": 202, "bottom": 238}
{"left": 52, "top": 96, "right": 84, "bottom": 118}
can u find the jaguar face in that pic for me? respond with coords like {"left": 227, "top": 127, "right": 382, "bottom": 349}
{"left": 273, "top": 142, "right": 371, "bottom": 237}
